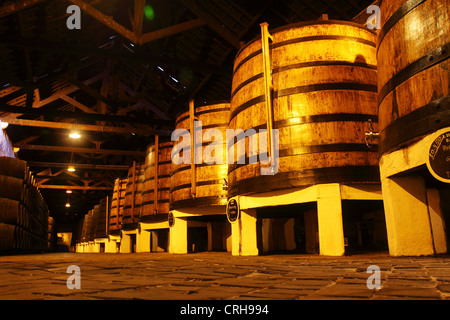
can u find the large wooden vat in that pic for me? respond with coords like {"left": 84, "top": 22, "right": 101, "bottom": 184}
{"left": 171, "top": 102, "right": 230, "bottom": 209}
{"left": 228, "top": 20, "right": 379, "bottom": 196}
{"left": 83, "top": 210, "right": 94, "bottom": 242}
{"left": 109, "top": 178, "right": 127, "bottom": 234}
{"left": 141, "top": 141, "right": 173, "bottom": 220}
{"left": 377, "top": 0, "right": 450, "bottom": 154}
{"left": 94, "top": 197, "right": 108, "bottom": 239}
{"left": 122, "top": 163, "right": 144, "bottom": 229}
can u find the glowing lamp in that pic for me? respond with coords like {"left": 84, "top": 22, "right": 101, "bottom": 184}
{"left": 69, "top": 131, "right": 81, "bottom": 139}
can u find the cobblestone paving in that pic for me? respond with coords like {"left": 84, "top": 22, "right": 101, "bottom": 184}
{"left": 0, "top": 252, "right": 449, "bottom": 300}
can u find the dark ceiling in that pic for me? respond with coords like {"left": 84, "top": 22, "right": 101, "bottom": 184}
{"left": 0, "top": 0, "right": 376, "bottom": 229}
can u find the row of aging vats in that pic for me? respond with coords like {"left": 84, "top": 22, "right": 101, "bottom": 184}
{"left": 76, "top": 0, "right": 450, "bottom": 257}
{"left": 0, "top": 157, "right": 55, "bottom": 254}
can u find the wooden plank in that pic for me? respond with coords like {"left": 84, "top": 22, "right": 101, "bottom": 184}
{"left": 154, "top": 134, "right": 159, "bottom": 211}
{"left": 139, "top": 18, "right": 206, "bottom": 44}
{"left": 179, "top": 0, "right": 241, "bottom": 49}
{"left": 37, "top": 185, "right": 113, "bottom": 190}
{"left": 60, "top": 95, "right": 98, "bottom": 114}
{"left": 0, "top": 33, "right": 230, "bottom": 75}
{"left": 189, "top": 99, "right": 196, "bottom": 198}
{"left": 0, "top": 103, "right": 174, "bottom": 127}
{"left": 14, "top": 144, "right": 146, "bottom": 156}
{"left": 68, "top": 0, "right": 137, "bottom": 43}
{"left": 0, "top": 0, "right": 47, "bottom": 18}
{"left": 28, "top": 162, "right": 129, "bottom": 170}
{"left": 4, "top": 117, "right": 172, "bottom": 136}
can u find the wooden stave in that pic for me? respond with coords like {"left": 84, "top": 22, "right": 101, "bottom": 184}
{"left": 228, "top": 21, "right": 379, "bottom": 197}
{"left": 141, "top": 141, "right": 173, "bottom": 218}
{"left": 170, "top": 103, "right": 230, "bottom": 209}
{"left": 377, "top": 0, "right": 450, "bottom": 154}
{"left": 109, "top": 178, "right": 127, "bottom": 232}
{"left": 122, "top": 164, "right": 144, "bottom": 228}
{"left": 0, "top": 157, "right": 28, "bottom": 180}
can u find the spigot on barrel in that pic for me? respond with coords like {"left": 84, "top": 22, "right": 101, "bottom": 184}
{"left": 365, "top": 119, "right": 379, "bottom": 148}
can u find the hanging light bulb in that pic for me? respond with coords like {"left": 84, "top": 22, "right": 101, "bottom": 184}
{"left": 66, "top": 190, "right": 73, "bottom": 194}
{"left": 0, "top": 120, "right": 8, "bottom": 129}
{"left": 65, "top": 202, "right": 71, "bottom": 208}
{"left": 68, "top": 152, "right": 76, "bottom": 172}
{"left": 69, "top": 131, "right": 81, "bottom": 139}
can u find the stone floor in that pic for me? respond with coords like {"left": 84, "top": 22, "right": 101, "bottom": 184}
{"left": 0, "top": 251, "right": 449, "bottom": 301}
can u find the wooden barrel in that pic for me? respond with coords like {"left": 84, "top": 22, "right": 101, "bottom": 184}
{"left": 0, "top": 157, "right": 28, "bottom": 180}
{"left": 0, "top": 198, "right": 26, "bottom": 228}
{"left": 141, "top": 141, "right": 173, "bottom": 220}
{"left": 109, "top": 178, "right": 127, "bottom": 234}
{"left": 171, "top": 102, "right": 230, "bottom": 209}
{"left": 0, "top": 175, "right": 26, "bottom": 202}
{"left": 122, "top": 163, "right": 144, "bottom": 229}
{"left": 84, "top": 210, "right": 94, "bottom": 242}
{"left": 94, "top": 197, "right": 108, "bottom": 238}
{"left": 228, "top": 20, "right": 379, "bottom": 196}
{"left": 377, "top": 0, "right": 450, "bottom": 154}
{"left": 0, "top": 223, "right": 17, "bottom": 251}
{"left": 81, "top": 213, "right": 89, "bottom": 242}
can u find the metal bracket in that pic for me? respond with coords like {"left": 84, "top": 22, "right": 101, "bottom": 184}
{"left": 222, "top": 178, "right": 228, "bottom": 190}
{"left": 365, "top": 119, "right": 379, "bottom": 148}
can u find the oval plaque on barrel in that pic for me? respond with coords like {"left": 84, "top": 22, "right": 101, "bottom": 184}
{"left": 427, "top": 130, "right": 450, "bottom": 183}
{"left": 226, "top": 198, "right": 240, "bottom": 223}
{"left": 168, "top": 211, "right": 175, "bottom": 227}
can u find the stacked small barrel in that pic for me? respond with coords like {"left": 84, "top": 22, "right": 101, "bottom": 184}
{"left": 0, "top": 157, "right": 50, "bottom": 253}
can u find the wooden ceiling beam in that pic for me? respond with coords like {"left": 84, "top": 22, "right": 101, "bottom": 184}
{"left": 3, "top": 117, "right": 170, "bottom": 136}
{"left": 0, "top": 0, "right": 48, "bottom": 18}
{"left": 179, "top": 0, "right": 241, "bottom": 49}
{"left": 28, "top": 162, "right": 129, "bottom": 171}
{"left": 60, "top": 95, "right": 98, "bottom": 114}
{"left": 132, "top": 0, "right": 145, "bottom": 38}
{"left": 14, "top": 144, "right": 146, "bottom": 157}
{"left": 139, "top": 18, "right": 206, "bottom": 45}
{"left": 0, "top": 103, "right": 174, "bottom": 127}
{"left": 0, "top": 33, "right": 230, "bottom": 76}
{"left": 37, "top": 185, "right": 113, "bottom": 191}
{"left": 68, "top": 0, "right": 137, "bottom": 43}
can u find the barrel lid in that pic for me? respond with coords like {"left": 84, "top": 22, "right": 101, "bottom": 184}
{"left": 234, "top": 19, "right": 377, "bottom": 69}
{"left": 174, "top": 100, "right": 231, "bottom": 124}
{"left": 145, "top": 140, "right": 174, "bottom": 153}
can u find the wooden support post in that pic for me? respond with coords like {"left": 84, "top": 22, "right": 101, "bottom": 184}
{"left": 317, "top": 183, "right": 345, "bottom": 256}
{"left": 260, "top": 23, "right": 275, "bottom": 161}
{"left": 106, "top": 195, "right": 109, "bottom": 235}
{"left": 131, "top": 161, "right": 136, "bottom": 223}
{"left": 189, "top": 99, "right": 197, "bottom": 199}
{"left": 154, "top": 135, "right": 159, "bottom": 213}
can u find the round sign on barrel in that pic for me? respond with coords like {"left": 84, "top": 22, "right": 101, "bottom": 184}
{"left": 226, "top": 198, "right": 240, "bottom": 223}
{"left": 168, "top": 211, "right": 174, "bottom": 227}
{"left": 427, "top": 130, "right": 450, "bottom": 183}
